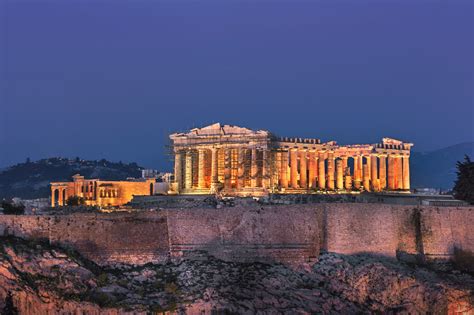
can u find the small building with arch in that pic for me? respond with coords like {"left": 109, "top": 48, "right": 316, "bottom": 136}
{"left": 50, "top": 174, "right": 155, "bottom": 207}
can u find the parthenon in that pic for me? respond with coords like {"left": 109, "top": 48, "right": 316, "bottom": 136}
{"left": 169, "top": 123, "right": 413, "bottom": 196}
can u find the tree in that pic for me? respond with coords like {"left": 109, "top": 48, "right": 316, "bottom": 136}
{"left": 453, "top": 155, "right": 474, "bottom": 204}
{"left": 1, "top": 200, "right": 25, "bottom": 215}
{"left": 66, "top": 196, "right": 86, "bottom": 206}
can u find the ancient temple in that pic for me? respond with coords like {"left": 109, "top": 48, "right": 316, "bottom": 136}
{"left": 50, "top": 174, "right": 155, "bottom": 207}
{"left": 169, "top": 123, "right": 413, "bottom": 196}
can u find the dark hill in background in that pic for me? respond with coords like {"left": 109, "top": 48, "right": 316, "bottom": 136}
{"left": 0, "top": 142, "right": 472, "bottom": 199}
{"left": 410, "top": 142, "right": 474, "bottom": 190}
{"left": 0, "top": 158, "right": 143, "bottom": 199}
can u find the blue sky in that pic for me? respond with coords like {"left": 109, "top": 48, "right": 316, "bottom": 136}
{"left": 1, "top": 0, "right": 473, "bottom": 170}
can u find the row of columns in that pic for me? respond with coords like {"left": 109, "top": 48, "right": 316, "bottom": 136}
{"left": 277, "top": 150, "right": 410, "bottom": 191}
{"left": 50, "top": 187, "right": 67, "bottom": 207}
{"left": 174, "top": 148, "right": 410, "bottom": 192}
{"left": 175, "top": 147, "right": 269, "bottom": 191}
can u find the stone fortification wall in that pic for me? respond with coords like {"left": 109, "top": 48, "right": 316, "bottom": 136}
{"left": 166, "top": 206, "right": 319, "bottom": 264}
{"left": 0, "top": 204, "right": 472, "bottom": 265}
{"left": 0, "top": 212, "right": 169, "bottom": 265}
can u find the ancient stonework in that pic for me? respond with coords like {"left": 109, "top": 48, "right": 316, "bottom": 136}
{"left": 50, "top": 174, "right": 155, "bottom": 207}
{"left": 169, "top": 123, "right": 413, "bottom": 196}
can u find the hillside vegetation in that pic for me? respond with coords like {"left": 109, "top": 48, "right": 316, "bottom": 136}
{"left": 0, "top": 158, "right": 143, "bottom": 199}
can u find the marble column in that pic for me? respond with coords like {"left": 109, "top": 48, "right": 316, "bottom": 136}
{"left": 318, "top": 152, "right": 326, "bottom": 189}
{"left": 198, "top": 149, "right": 206, "bottom": 189}
{"left": 251, "top": 148, "right": 258, "bottom": 187}
{"left": 224, "top": 149, "right": 232, "bottom": 189}
{"left": 344, "top": 167, "right": 352, "bottom": 190}
{"left": 371, "top": 155, "right": 378, "bottom": 191}
{"left": 185, "top": 150, "right": 193, "bottom": 189}
{"left": 402, "top": 156, "right": 410, "bottom": 190}
{"left": 379, "top": 155, "right": 387, "bottom": 190}
{"left": 174, "top": 151, "right": 183, "bottom": 191}
{"left": 308, "top": 151, "right": 317, "bottom": 189}
{"left": 236, "top": 148, "right": 245, "bottom": 189}
{"left": 387, "top": 155, "right": 395, "bottom": 190}
{"left": 336, "top": 159, "right": 343, "bottom": 190}
{"left": 396, "top": 156, "right": 403, "bottom": 190}
{"left": 327, "top": 152, "right": 335, "bottom": 190}
{"left": 280, "top": 151, "right": 289, "bottom": 189}
{"left": 353, "top": 156, "right": 361, "bottom": 189}
{"left": 58, "top": 188, "right": 63, "bottom": 206}
{"left": 290, "top": 149, "right": 299, "bottom": 188}
{"left": 299, "top": 150, "right": 307, "bottom": 188}
{"left": 262, "top": 150, "right": 269, "bottom": 188}
{"left": 363, "top": 163, "right": 370, "bottom": 191}
{"left": 210, "top": 148, "right": 218, "bottom": 190}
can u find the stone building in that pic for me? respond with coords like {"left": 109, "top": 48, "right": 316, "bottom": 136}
{"left": 50, "top": 174, "right": 155, "bottom": 207}
{"left": 169, "top": 123, "right": 413, "bottom": 195}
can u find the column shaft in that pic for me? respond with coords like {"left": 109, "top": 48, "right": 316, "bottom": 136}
{"left": 185, "top": 150, "right": 193, "bottom": 189}
{"left": 344, "top": 167, "right": 352, "bottom": 190}
{"left": 363, "top": 163, "right": 370, "bottom": 191}
{"left": 290, "top": 149, "right": 298, "bottom": 188}
{"left": 280, "top": 151, "right": 288, "bottom": 188}
{"left": 396, "top": 156, "right": 403, "bottom": 189}
{"left": 353, "top": 156, "right": 361, "bottom": 189}
{"left": 210, "top": 148, "right": 218, "bottom": 189}
{"left": 224, "top": 149, "right": 232, "bottom": 189}
{"left": 402, "top": 156, "right": 410, "bottom": 190}
{"left": 370, "top": 155, "right": 378, "bottom": 191}
{"left": 327, "top": 153, "right": 335, "bottom": 190}
{"left": 236, "top": 148, "right": 245, "bottom": 189}
{"left": 387, "top": 155, "right": 395, "bottom": 190}
{"left": 262, "top": 150, "right": 269, "bottom": 188}
{"left": 379, "top": 155, "right": 387, "bottom": 189}
{"left": 299, "top": 151, "right": 307, "bottom": 188}
{"left": 336, "top": 159, "right": 343, "bottom": 190}
{"left": 318, "top": 153, "right": 326, "bottom": 189}
{"left": 58, "top": 188, "right": 63, "bottom": 206}
{"left": 308, "top": 151, "right": 317, "bottom": 188}
{"left": 174, "top": 151, "right": 183, "bottom": 191}
{"left": 198, "top": 149, "right": 206, "bottom": 189}
{"left": 251, "top": 148, "right": 258, "bottom": 187}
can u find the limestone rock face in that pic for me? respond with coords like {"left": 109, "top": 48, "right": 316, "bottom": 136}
{"left": 0, "top": 236, "right": 473, "bottom": 314}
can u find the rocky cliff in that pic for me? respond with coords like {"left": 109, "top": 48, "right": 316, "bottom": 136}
{"left": 1, "top": 236, "right": 473, "bottom": 314}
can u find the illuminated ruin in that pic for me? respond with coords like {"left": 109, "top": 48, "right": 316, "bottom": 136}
{"left": 170, "top": 123, "right": 413, "bottom": 195}
{"left": 50, "top": 174, "right": 155, "bottom": 207}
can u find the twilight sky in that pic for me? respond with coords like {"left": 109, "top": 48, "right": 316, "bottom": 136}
{"left": 1, "top": 0, "right": 473, "bottom": 170}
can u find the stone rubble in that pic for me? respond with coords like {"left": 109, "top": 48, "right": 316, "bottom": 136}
{"left": 0, "top": 236, "right": 473, "bottom": 314}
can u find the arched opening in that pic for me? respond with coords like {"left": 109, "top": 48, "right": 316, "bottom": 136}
{"left": 150, "top": 183, "right": 154, "bottom": 195}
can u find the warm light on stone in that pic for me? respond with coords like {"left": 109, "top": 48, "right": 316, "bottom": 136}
{"left": 169, "top": 123, "right": 413, "bottom": 195}
{"left": 50, "top": 174, "right": 155, "bottom": 207}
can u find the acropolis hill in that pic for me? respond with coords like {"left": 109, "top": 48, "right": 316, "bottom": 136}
{"left": 170, "top": 123, "right": 412, "bottom": 196}
{"left": 1, "top": 124, "right": 473, "bottom": 314}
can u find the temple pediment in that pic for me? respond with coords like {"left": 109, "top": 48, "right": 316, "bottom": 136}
{"left": 172, "top": 123, "right": 268, "bottom": 138}
{"left": 382, "top": 138, "right": 404, "bottom": 145}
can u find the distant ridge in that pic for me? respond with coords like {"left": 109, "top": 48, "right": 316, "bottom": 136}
{"left": 0, "top": 157, "right": 143, "bottom": 199}
{"left": 411, "top": 142, "right": 474, "bottom": 190}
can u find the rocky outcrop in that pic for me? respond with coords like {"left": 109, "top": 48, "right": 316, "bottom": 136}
{"left": 0, "top": 236, "right": 473, "bottom": 314}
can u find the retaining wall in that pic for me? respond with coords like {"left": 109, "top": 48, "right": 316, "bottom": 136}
{"left": 0, "top": 204, "right": 472, "bottom": 265}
